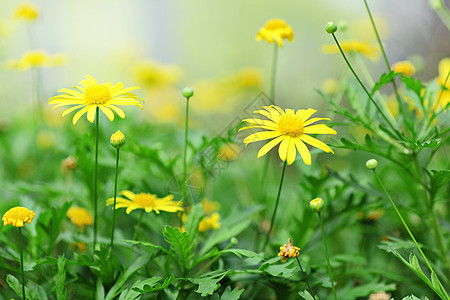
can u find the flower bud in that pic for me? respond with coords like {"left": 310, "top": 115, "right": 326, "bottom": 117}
{"left": 366, "top": 159, "right": 378, "bottom": 170}
{"left": 182, "top": 87, "right": 194, "bottom": 99}
{"left": 325, "top": 22, "right": 337, "bottom": 34}
{"left": 310, "top": 197, "right": 324, "bottom": 213}
{"left": 110, "top": 130, "right": 125, "bottom": 149}
{"left": 230, "top": 237, "right": 238, "bottom": 245}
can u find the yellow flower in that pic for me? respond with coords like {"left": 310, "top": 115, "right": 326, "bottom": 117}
{"left": 2, "top": 207, "right": 35, "bottom": 227}
{"left": 256, "top": 18, "right": 294, "bottom": 47}
{"left": 321, "top": 78, "right": 339, "bottom": 95}
{"left": 198, "top": 213, "right": 221, "bottom": 232}
{"left": 217, "top": 143, "right": 241, "bottom": 161}
{"left": 13, "top": 2, "right": 39, "bottom": 21}
{"left": 201, "top": 198, "right": 220, "bottom": 215}
{"left": 392, "top": 60, "right": 415, "bottom": 77}
{"left": 5, "top": 50, "right": 66, "bottom": 70}
{"left": 434, "top": 57, "right": 450, "bottom": 110}
{"left": 106, "top": 190, "right": 183, "bottom": 215}
{"left": 66, "top": 207, "right": 93, "bottom": 230}
{"left": 48, "top": 75, "right": 143, "bottom": 125}
{"left": 240, "top": 105, "right": 336, "bottom": 165}
{"left": 133, "top": 60, "right": 181, "bottom": 88}
{"left": 277, "top": 238, "right": 300, "bottom": 262}
{"left": 322, "top": 40, "right": 379, "bottom": 61}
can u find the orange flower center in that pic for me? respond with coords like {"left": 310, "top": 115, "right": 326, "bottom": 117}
{"left": 133, "top": 193, "right": 156, "bottom": 207}
{"left": 278, "top": 114, "right": 304, "bottom": 137}
{"left": 84, "top": 84, "right": 111, "bottom": 104}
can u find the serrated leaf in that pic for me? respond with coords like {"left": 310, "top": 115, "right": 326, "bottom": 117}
{"left": 189, "top": 272, "right": 228, "bottom": 296}
{"left": 132, "top": 275, "right": 174, "bottom": 293}
{"left": 220, "top": 249, "right": 262, "bottom": 259}
{"left": 260, "top": 258, "right": 297, "bottom": 278}
{"left": 401, "top": 75, "right": 424, "bottom": 98}
{"left": 371, "top": 71, "right": 398, "bottom": 95}
{"left": 56, "top": 255, "right": 67, "bottom": 300}
{"left": 163, "top": 225, "right": 194, "bottom": 270}
{"left": 184, "top": 203, "right": 204, "bottom": 244}
{"left": 220, "top": 286, "right": 244, "bottom": 300}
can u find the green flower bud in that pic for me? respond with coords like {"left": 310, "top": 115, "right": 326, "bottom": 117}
{"left": 429, "top": 0, "right": 443, "bottom": 9}
{"left": 310, "top": 198, "right": 324, "bottom": 213}
{"left": 110, "top": 130, "right": 125, "bottom": 149}
{"left": 365, "top": 159, "right": 378, "bottom": 170}
{"left": 182, "top": 87, "right": 194, "bottom": 99}
{"left": 230, "top": 237, "right": 238, "bottom": 245}
{"left": 325, "top": 22, "right": 337, "bottom": 34}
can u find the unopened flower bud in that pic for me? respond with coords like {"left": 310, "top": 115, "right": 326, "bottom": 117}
{"left": 110, "top": 130, "right": 125, "bottom": 149}
{"left": 366, "top": 159, "right": 378, "bottom": 170}
{"left": 182, "top": 87, "right": 194, "bottom": 99}
{"left": 326, "top": 22, "right": 337, "bottom": 34}
{"left": 230, "top": 237, "right": 238, "bottom": 245}
{"left": 310, "top": 198, "right": 324, "bottom": 213}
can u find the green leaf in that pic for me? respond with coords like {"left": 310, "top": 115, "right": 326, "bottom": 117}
{"left": 96, "top": 280, "right": 105, "bottom": 300}
{"left": 339, "top": 282, "right": 396, "bottom": 299}
{"left": 402, "top": 295, "right": 430, "bottom": 300}
{"left": 371, "top": 71, "right": 399, "bottom": 95}
{"left": 189, "top": 272, "right": 228, "bottom": 296}
{"left": 430, "top": 271, "right": 441, "bottom": 291}
{"left": 401, "top": 75, "right": 424, "bottom": 98}
{"left": 56, "top": 255, "right": 67, "bottom": 300}
{"left": 163, "top": 225, "right": 194, "bottom": 271}
{"left": 259, "top": 258, "right": 297, "bottom": 278}
{"left": 184, "top": 203, "right": 204, "bottom": 245}
{"left": 123, "top": 240, "right": 170, "bottom": 255}
{"left": 219, "top": 286, "right": 244, "bottom": 300}
{"left": 118, "top": 288, "right": 140, "bottom": 300}
{"left": 220, "top": 249, "right": 262, "bottom": 259}
{"left": 7, "top": 274, "right": 29, "bottom": 299}
{"left": 299, "top": 290, "right": 316, "bottom": 300}
{"left": 132, "top": 275, "right": 174, "bottom": 293}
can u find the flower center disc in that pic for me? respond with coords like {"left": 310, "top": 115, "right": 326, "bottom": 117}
{"left": 84, "top": 84, "right": 111, "bottom": 104}
{"left": 133, "top": 193, "right": 156, "bottom": 207}
{"left": 278, "top": 114, "right": 304, "bottom": 137}
{"left": 265, "top": 19, "right": 288, "bottom": 30}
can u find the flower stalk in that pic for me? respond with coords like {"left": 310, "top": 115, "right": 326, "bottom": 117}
{"left": 93, "top": 107, "right": 99, "bottom": 249}
{"left": 18, "top": 227, "right": 26, "bottom": 300}
{"left": 182, "top": 87, "right": 194, "bottom": 206}
{"left": 318, "top": 212, "right": 337, "bottom": 300}
{"left": 269, "top": 43, "right": 278, "bottom": 103}
{"left": 295, "top": 256, "right": 315, "bottom": 299}
{"left": 110, "top": 148, "right": 120, "bottom": 249}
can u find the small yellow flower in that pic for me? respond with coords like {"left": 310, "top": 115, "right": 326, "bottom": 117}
{"left": 106, "top": 190, "right": 183, "bottom": 215}
{"left": 256, "top": 18, "right": 294, "bottom": 47}
{"left": 277, "top": 238, "right": 300, "bottom": 262}
{"left": 392, "top": 60, "right": 415, "bottom": 77}
{"left": 198, "top": 213, "right": 221, "bottom": 232}
{"left": 321, "top": 78, "right": 339, "bottom": 95}
{"left": 5, "top": 50, "right": 66, "bottom": 70}
{"left": 217, "top": 143, "right": 241, "bottom": 161}
{"left": 13, "top": 2, "right": 39, "bottom": 21}
{"left": 48, "top": 75, "right": 143, "bottom": 125}
{"left": 434, "top": 57, "right": 450, "bottom": 110}
{"left": 201, "top": 198, "right": 220, "bottom": 215}
{"left": 67, "top": 207, "right": 93, "bottom": 230}
{"left": 133, "top": 60, "right": 182, "bottom": 88}
{"left": 322, "top": 40, "right": 379, "bottom": 61}
{"left": 110, "top": 130, "right": 125, "bottom": 149}
{"left": 2, "top": 207, "right": 35, "bottom": 227}
{"left": 240, "top": 105, "right": 336, "bottom": 165}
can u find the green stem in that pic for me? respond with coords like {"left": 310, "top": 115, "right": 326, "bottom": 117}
{"left": 295, "top": 256, "right": 315, "bottom": 299}
{"left": 435, "top": 70, "right": 450, "bottom": 112}
{"left": 18, "top": 228, "right": 25, "bottom": 300}
{"left": 269, "top": 43, "right": 279, "bottom": 103}
{"left": 373, "top": 170, "right": 450, "bottom": 299}
{"left": 331, "top": 33, "right": 400, "bottom": 138}
{"left": 263, "top": 160, "right": 287, "bottom": 251}
{"left": 132, "top": 210, "right": 145, "bottom": 242}
{"left": 182, "top": 97, "right": 191, "bottom": 205}
{"left": 319, "top": 213, "right": 337, "bottom": 300}
{"left": 93, "top": 107, "right": 99, "bottom": 249}
{"left": 110, "top": 148, "right": 120, "bottom": 249}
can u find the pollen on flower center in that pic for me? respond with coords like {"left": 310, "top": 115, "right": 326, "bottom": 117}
{"left": 134, "top": 193, "right": 156, "bottom": 207}
{"left": 278, "top": 114, "right": 304, "bottom": 137}
{"left": 84, "top": 84, "right": 111, "bottom": 104}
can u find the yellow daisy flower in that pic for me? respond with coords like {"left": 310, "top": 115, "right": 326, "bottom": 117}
{"left": 198, "top": 213, "right": 221, "bottom": 232}
{"left": 106, "top": 190, "right": 183, "bottom": 215}
{"left": 5, "top": 50, "right": 66, "bottom": 70}
{"left": 240, "top": 105, "right": 336, "bottom": 165}
{"left": 322, "top": 39, "right": 379, "bottom": 61}
{"left": 14, "top": 2, "right": 39, "bottom": 21}
{"left": 66, "top": 207, "right": 93, "bottom": 230}
{"left": 391, "top": 60, "right": 415, "bottom": 77}
{"left": 48, "top": 75, "right": 143, "bottom": 125}
{"left": 277, "top": 238, "right": 300, "bottom": 262}
{"left": 256, "top": 18, "right": 294, "bottom": 47}
{"left": 2, "top": 207, "right": 35, "bottom": 227}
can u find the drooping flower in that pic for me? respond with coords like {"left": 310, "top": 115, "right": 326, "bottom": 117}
{"left": 66, "top": 207, "right": 93, "bottom": 230}
{"left": 278, "top": 238, "right": 300, "bottom": 262}
{"left": 13, "top": 2, "right": 39, "bottom": 21}
{"left": 5, "top": 50, "right": 66, "bottom": 70}
{"left": 256, "top": 18, "right": 294, "bottom": 47}
{"left": 198, "top": 213, "right": 221, "bottom": 232}
{"left": 322, "top": 39, "right": 379, "bottom": 61}
{"left": 48, "top": 75, "right": 143, "bottom": 125}
{"left": 391, "top": 60, "right": 415, "bottom": 77}
{"left": 240, "top": 105, "right": 336, "bottom": 165}
{"left": 2, "top": 207, "right": 35, "bottom": 227}
{"left": 106, "top": 190, "right": 183, "bottom": 215}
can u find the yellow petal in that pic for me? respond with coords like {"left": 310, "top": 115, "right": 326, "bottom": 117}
{"left": 105, "top": 104, "right": 125, "bottom": 118}
{"left": 296, "top": 108, "right": 317, "bottom": 122}
{"left": 62, "top": 105, "right": 85, "bottom": 117}
{"left": 286, "top": 137, "right": 296, "bottom": 165}
{"left": 303, "top": 117, "right": 330, "bottom": 127}
{"left": 300, "top": 134, "right": 333, "bottom": 153}
{"left": 243, "top": 131, "right": 281, "bottom": 144}
{"left": 303, "top": 124, "right": 337, "bottom": 135}
{"left": 278, "top": 137, "right": 289, "bottom": 162}
{"left": 257, "top": 136, "right": 284, "bottom": 158}
{"left": 294, "top": 138, "right": 311, "bottom": 165}
{"left": 86, "top": 106, "right": 97, "bottom": 123}
{"left": 120, "top": 190, "right": 136, "bottom": 200}
{"left": 99, "top": 105, "right": 114, "bottom": 122}
{"left": 72, "top": 106, "right": 90, "bottom": 125}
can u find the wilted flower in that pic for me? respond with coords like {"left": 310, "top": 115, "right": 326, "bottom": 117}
{"left": 61, "top": 156, "right": 77, "bottom": 174}
{"left": 2, "top": 207, "right": 35, "bottom": 227}
{"left": 256, "top": 18, "right": 294, "bottom": 47}
{"left": 434, "top": 57, "right": 450, "bottom": 110}
{"left": 278, "top": 238, "right": 300, "bottom": 262}
{"left": 217, "top": 143, "right": 241, "bottom": 161}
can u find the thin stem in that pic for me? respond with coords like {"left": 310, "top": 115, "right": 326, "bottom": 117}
{"left": 93, "top": 107, "right": 99, "bottom": 249}
{"left": 269, "top": 43, "right": 279, "bottom": 103}
{"left": 110, "top": 148, "right": 120, "bottom": 249}
{"left": 263, "top": 160, "right": 287, "bottom": 251}
{"left": 331, "top": 33, "right": 400, "bottom": 138}
{"left": 182, "top": 97, "right": 191, "bottom": 205}
{"left": 319, "top": 213, "right": 337, "bottom": 300}
{"left": 435, "top": 69, "right": 450, "bottom": 112}
{"left": 295, "top": 256, "right": 315, "bottom": 299}
{"left": 373, "top": 170, "right": 450, "bottom": 299}
{"left": 18, "top": 228, "right": 25, "bottom": 300}
{"left": 132, "top": 210, "right": 145, "bottom": 242}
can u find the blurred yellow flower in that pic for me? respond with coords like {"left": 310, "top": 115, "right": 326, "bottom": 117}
{"left": 67, "top": 207, "right": 93, "bottom": 230}
{"left": 36, "top": 130, "right": 54, "bottom": 150}
{"left": 106, "top": 190, "right": 183, "bottom": 215}
{"left": 198, "top": 213, "right": 220, "bottom": 232}
{"left": 322, "top": 40, "right": 379, "bottom": 61}
{"left": 14, "top": 2, "right": 39, "bottom": 21}
{"left": 392, "top": 60, "right": 415, "bottom": 77}
{"left": 5, "top": 50, "right": 66, "bottom": 70}
{"left": 201, "top": 198, "right": 220, "bottom": 215}
{"left": 434, "top": 57, "right": 450, "bottom": 110}
{"left": 240, "top": 105, "right": 336, "bottom": 165}
{"left": 2, "top": 207, "right": 35, "bottom": 227}
{"left": 49, "top": 75, "right": 143, "bottom": 125}
{"left": 217, "top": 143, "right": 241, "bottom": 161}
{"left": 321, "top": 78, "right": 339, "bottom": 95}
{"left": 233, "top": 68, "right": 264, "bottom": 89}
{"left": 277, "top": 238, "right": 300, "bottom": 262}
{"left": 256, "top": 18, "right": 294, "bottom": 47}
{"left": 133, "top": 60, "right": 182, "bottom": 88}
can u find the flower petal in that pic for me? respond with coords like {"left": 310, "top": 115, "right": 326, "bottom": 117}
{"left": 303, "top": 117, "right": 330, "bottom": 127}
{"left": 99, "top": 105, "right": 115, "bottom": 122}
{"left": 278, "top": 137, "right": 289, "bottom": 162}
{"left": 62, "top": 105, "right": 85, "bottom": 117}
{"left": 296, "top": 108, "right": 317, "bottom": 122}
{"left": 120, "top": 190, "right": 136, "bottom": 200}
{"left": 286, "top": 137, "right": 297, "bottom": 165}
{"left": 257, "top": 136, "right": 284, "bottom": 158}
{"left": 87, "top": 106, "right": 97, "bottom": 123}
{"left": 105, "top": 104, "right": 125, "bottom": 118}
{"left": 72, "top": 106, "right": 90, "bottom": 125}
{"left": 303, "top": 124, "right": 337, "bottom": 135}
{"left": 294, "top": 138, "right": 311, "bottom": 165}
{"left": 243, "top": 130, "right": 281, "bottom": 145}
{"left": 300, "top": 134, "right": 334, "bottom": 153}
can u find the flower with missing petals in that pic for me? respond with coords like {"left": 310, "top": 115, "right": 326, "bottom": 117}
{"left": 2, "top": 207, "right": 35, "bottom": 227}
{"left": 278, "top": 238, "right": 300, "bottom": 262}
{"left": 256, "top": 19, "right": 294, "bottom": 47}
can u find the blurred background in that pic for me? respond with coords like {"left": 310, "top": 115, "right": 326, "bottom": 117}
{"left": 0, "top": 0, "right": 449, "bottom": 130}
